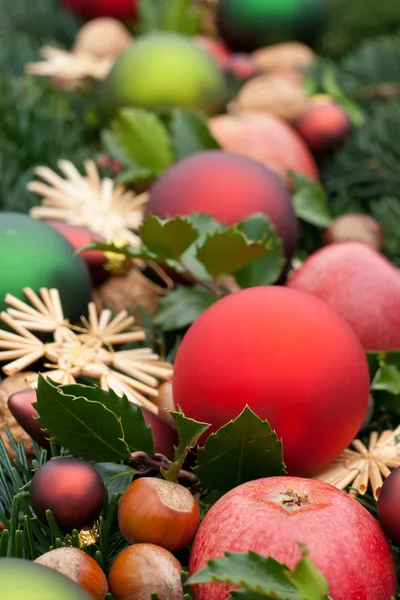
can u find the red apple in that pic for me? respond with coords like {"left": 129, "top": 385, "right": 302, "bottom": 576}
{"left": 287, "top": 242, "right": 400, "bottom": 351}
{"left": 62, "top": 0, "right": 137, "bottom": 21}
{"left": 142, "top": 407, "right": 178, "bottom": 459}
{"left": 45, "top": 221, "right": 107, "bottom": 284}
{"left": 146, "top": 151, "right": 299, "bottom": 259}
{"left": 208, "top": 112, "right": 319, "bottom": 183}
{"left": 189, "top": 477, "right": 397, "bottom": 600}
{"left": 172, "top": 287, "right": 370, "bottom": 476}
{"left": 295, "top": 100, "right": 351, "bottom": 154}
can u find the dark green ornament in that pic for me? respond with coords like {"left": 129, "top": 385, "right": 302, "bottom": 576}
{"left": 0, "top": 213, "right": 92, "bottom": 323}
{"left": 216, "top": 0, "right": 326, "bottom": 52}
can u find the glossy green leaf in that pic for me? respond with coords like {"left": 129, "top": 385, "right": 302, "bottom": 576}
{"left": 154, "top": 285, "right": 218, "bottom": 331}
{"left": 170, "top": 109, "right": 220, "bottom": 161}
{"left": 234, "top": 214, "right": 285, "bottom": 287}
{"left": 196, "top": 228, "right": 270, "bottom": 278}
{"left": 142, "top": 213, "right": 199, "bottom": 260}
{"left": 34, "top": 376, "right": 131, "bottom": 462}
{"left": 60, "top": 383, "right": 154, "bottom": 454}
{"left": 161, "top": 410, "right": 210, "bottom": 482}
{"left": 196, "top": 406, "right": 286, "bottom": 492}
{"left": 94, "top": 463, "right": 135, "bottom": 498}
{"left": 188, "top": 545, "right": 330, "bottom": 600}
{"left": 291, "top": 174, "right": 332, "bottom": 228}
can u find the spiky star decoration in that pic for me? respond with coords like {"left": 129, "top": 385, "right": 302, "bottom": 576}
{"left": 25, "top": 46, "right": 113, "bottom": 88}
{"left": 28, "top": 159, "right": 148, "bottom": 247}
{"left": 0, "top": 288, "right": 172, "bottom": 415}
{"left": 315, "top": 427, "right": 400, "bottom": 500}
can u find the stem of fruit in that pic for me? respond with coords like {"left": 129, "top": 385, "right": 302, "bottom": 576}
{"left": 129, "top": 451, "right": 199, "bottom": 485}
{"left": 178, "top": 260, "right": 226, "bottom": 297}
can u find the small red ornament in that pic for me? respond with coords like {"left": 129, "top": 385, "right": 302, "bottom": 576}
{"left": 146, "top": 151, "right": 299, "bottom": 259}
{"left": 62, "top": 0, "right": 137, "bottom": 21}
{"left": 30, "top": 458, "right": 105, "bottom": 530}
{"left": 8, "top": 389, "right": 50, "bottom": 450}
{"left": 45, "top": 221, "right": 107, "bottom": 284}
{"left": 194, "top": 36, "right": 232, "bottom": 69}
{"left": 378, "top": 467, "right": 400, "bottom": 545}
{"left": 189, "top": 477, "right": 397, "bottom": 600}
{"left": 172, "top": 286, "right": 370, "bottom": 476}
{"left": 295, "top": 99, "right": 351, "bottom": 154}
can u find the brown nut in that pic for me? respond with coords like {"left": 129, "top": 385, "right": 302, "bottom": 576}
{"left": 252, "top": 42, "right": 315, "bottom": 74}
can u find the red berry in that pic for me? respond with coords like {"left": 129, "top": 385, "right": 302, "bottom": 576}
{"left": 146, "top": 151, "right": 299, "bottom": 259}
{"left": 378, "top": 467, "right": 400, "bottom": 545}
{"left": 30, "top": 458, "right": 105, "bottom": 530}
{"left": 172, "top": 287, "right": 370, "bottom": 476}
{"left": 295, "top": 101, "right": 351, "bottom": 154}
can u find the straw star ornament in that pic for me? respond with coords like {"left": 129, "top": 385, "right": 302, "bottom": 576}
{"left": 28, "top": 160, "right": 148, "bottom": 247}
{"left": 315, "top": 427, "right": 400, "bottom": 500}
{"left": 0, "top": 288, "right": 172, "bottom": 414}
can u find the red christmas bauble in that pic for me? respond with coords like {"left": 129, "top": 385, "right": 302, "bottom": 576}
{"left": 378, "top": 467, "right": 400, "bottom": 545}
{"left": 295, "top": 100, "right": 351, "bottom": 154}
{"left": 30, "top": 459, "right": 105, "bottom": 530}
{"left": 62, "top": 0, "right": 137, "bottom": 21}
{"left": 8, "top": 389, "right": 50, "bottom": 450}
{"left": 172, "top": 286, "right": 370, "bottom": 476}
{"left": 146, "top": 151, "right": 299, "bottom": 259}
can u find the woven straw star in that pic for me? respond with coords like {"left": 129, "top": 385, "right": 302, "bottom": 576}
{"left": 315, "top": 428, "right": 400, "bottom": 500}
{"left": 0, "top": 288, "right": 172, "bottom": 414}
{"left": 28, "top": 160, "right": 148, "bottom": 247}
{"left": 25, "top": 46, "right": 113, "bottom": 86}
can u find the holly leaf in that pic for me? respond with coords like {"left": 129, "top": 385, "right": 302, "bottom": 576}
{"left": 180, "top": 214, "right": 224, "bottom": 281}
{"left": 291, "top": 174, "right": 332, "bottom": 228}
{"left": 196, "top": 406, "right": 286, "bottom": 492}
{"left": 196, "top": 228, "right": 270, "bottom": 279}
{"left": 234, "top": 214, "right": 285, "bottom": 287}
{"left": 94, "top": 463, "right": 135, "bottom": 498}
{"left": 161, "top": 410, "right": 210, "bottom": 482}
{"left": 59, "top": 383, "right": 154, "bottom": 455}
{"left": 142, "top": 214, "right": 199, "bottom": 261}
{"left": 188, "top": 545, "right": 330, "bottom": 600}
{"left": 170, "top": 109, "right": 220, "bottom": 161}
{"left": 154, "top": 285, "right": 218, "bottom": 331}
{"left": 34, "top": 376, "right": 131, "bottom": 462}
{"left": 110, "top": 108, "right": 173, "bottom": 173}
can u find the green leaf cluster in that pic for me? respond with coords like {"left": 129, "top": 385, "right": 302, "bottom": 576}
{"left": 188, "top": 544, "right": 331, "bottom": 600}
{"left": 137, "top": 0, "right": 206, "bottom": 36}
{"left": 102, "top": 108, "right": 220, "bottom": 185}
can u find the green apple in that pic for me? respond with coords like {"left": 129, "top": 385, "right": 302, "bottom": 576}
{"left": 99, "top": 32, "right": 227, "bottom": 117}
{"left": 0, "top": 558, "right": 92, "bottom": 599}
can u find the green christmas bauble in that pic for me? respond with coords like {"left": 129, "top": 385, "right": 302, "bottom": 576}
{"left": 0, "top": 213, "right": 92, "bottom": 322}
{"left": 99, "top": 32, "right": 227, "bottom": 118}
{"left": 0, "top": 558, "right": 92, "bottom": 599}
{"left": 216, "top": 0, "right": 325, "bottom": 52}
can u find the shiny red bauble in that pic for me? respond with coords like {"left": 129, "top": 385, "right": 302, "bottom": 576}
{"left": 189, "top": 477, "right": 397, "bottom": 600}
{"left": 8, "top": 389, "right": 50, "bottom": 450}
{"left": 45, "top": 221, "right": 107, "bottom": 284}
{"left": 146, "top": 151, "right": 299, "bottom": 259}
{"left": 378, "top": 467, "right": 400, "bottom": 545}
{"left": 62, "top": 0, "right": 137, "bottom": 21}
{"left": 172, "top": 287, "right": 370, "bottom": 476}
{"left": 295, "top": 100, "right": 351, "bottom": 154}
{"left": 30, "top": 458, "right": 105, "bottom": 530}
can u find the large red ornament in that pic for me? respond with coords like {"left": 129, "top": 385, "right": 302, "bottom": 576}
{"left": 287, "top": 242, "right": 400, "bottom": 351}
{"left": 172, "top": 286, "right": 370, "bottom": 476}
{"left": 189, "top": 477, "right": 397, "bottom": 600}
{"left": 30, "top": 458, "right": 105, "bottom": 530}
{"left": 62, "top": 0, "right": 137, "bottom": 21}
{"left": 146, "top": 151, "right": 299, "bottom": 259}
{"left": 378, "top": 467, "right": 400, "bottom": 545}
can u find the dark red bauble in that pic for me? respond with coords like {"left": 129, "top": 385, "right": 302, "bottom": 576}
{"left": 30, "top": 459, "right": 105, "bottom": 530}
{"left": 295, "top": 101, "right": 351, "bottom": 154}
{"left": 45, "top": 221, "right": 107, "bottom": 284}
{"left": 172, "top": 287, "right": 370, "bottom": 477}
{"left": 8, "top": 389, "right": 50, "bottom": 450}
{"left": 146, "top": 151, "right": 299, "bottom": 259}
{"left": 62, "top": 0, "right": 137, "bottom": 21}
{"left": 378, "top": 467, "right": 400, "bottom": 545}
{"left": 142, "top": 408, "right": 178, "bottom": 460}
